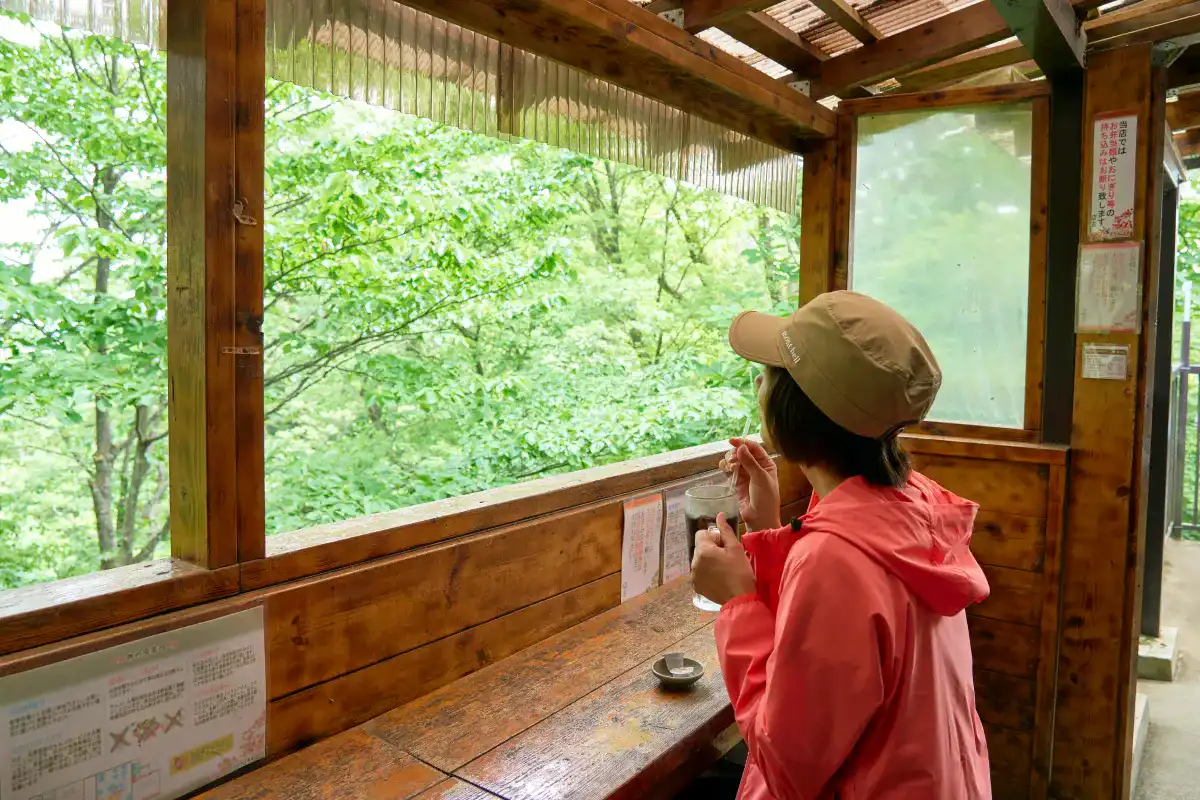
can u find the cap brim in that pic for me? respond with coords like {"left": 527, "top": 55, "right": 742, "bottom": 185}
{"left": 728, "top": 311, "right": 788, "bottom": 367}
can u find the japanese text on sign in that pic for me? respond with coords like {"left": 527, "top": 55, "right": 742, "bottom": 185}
{"left": 1076, "top": 242, "right": 1142, "bottom": 333}
{"left": 1, "top": 607, "right": 266, "bottom": 800}
{"left": 1089, "top": 113, "right": 1137, "bottom": 241}
{"left": 621, "top": 494, "right": 663, "bottom": 601}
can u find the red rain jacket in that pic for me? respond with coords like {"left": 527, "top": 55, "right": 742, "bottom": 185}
{"left": 715, "top": 472, "right": 992, "bottom": 800}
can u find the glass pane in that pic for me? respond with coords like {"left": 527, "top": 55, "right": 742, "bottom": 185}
{"left": 0, "top": 12, "right": 169, "bottom": 588}
{"left": 261, "top": 84, "right": 799, "bottom": 535}
{"left": 851, "top": 103, "right": 1033, "bottom": 428}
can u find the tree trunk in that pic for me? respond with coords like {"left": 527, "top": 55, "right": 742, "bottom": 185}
{"left": 90, "top": 166, "right": 121, "bottom": 569}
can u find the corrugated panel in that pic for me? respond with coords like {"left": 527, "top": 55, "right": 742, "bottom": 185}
{"left": 0, "top": 0, "right": 164, "bottom": 47}
{"left": 268, "top": 0, "right": 801, "bottom": 212}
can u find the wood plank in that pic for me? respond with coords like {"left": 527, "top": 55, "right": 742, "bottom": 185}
{"left": 1031, "top": 463, "right": 1067, "bottom": 800}
{"left": 413, "top": 779, "right": 502, "bottom": 800}
{"left": 969, "top": 617, "right": 1041, "bottom": 678}
{"left": 268, "top": 575, "right": 621, "bottom": 756}
{"left": 1052, "top": 44, "right": 1153, "bottom": 800}
{"left": 1166, "top": 88, "right": 1200, "bottom": 129}
{"left": 245, "top": 443, "right": 733, "bottom": 589}
{"left": 265, "top": 500, "right": 624, "bottom": 698}
{"left": 989, "top": 0, "right": 1085, "bottom": 79}
{"left": 720, "top": 12, "right": 827, "bottom": 75}
{"left": 815, "top": 3, "right": 1012, "bottom": 97}
{"left": 975, "top": 669, "right": 1037, "bottom": 730}
{"left": 901, "top": 435, "right": 1067, "bottom": 465}
{"left": 898, "top": 41, "right": 1031, "bottom": 92}
{"left": 364, "top": 580, "right": 715, "bottom": 772}
{"left": 681, "top": 0, "right": 775, "bottom": 32}
{"left": 970, "top": 566, "right": 1042, "bottom": 626}
{"left": 397, "top": 0, "right": 834, "bottom": 148}
{"left": 986, "top": 724, "right": 1034, "bottom": 795}
{"left": 798, "top": 131, "right": 838, "bottom": 302}
{"left": 1025, "top": 95, "right": 1050, "bottom": 436}
{"left": 840, "top": 82, "right": 1051, "bottom": 116}
{"left": 193, "top": 729, "right": 444, "bottom": 800}
{"left": 971, "top": 510, "right": 1046, "bottom": 572}
{"left": 457, "top": 625, "right": 733, "bottom": 800}
{"left": 0, "top": 561, "right": 240, "bottom": 657}
{"left": 832, "top": 113, "right": 855, "bottom": 291}
{"left": 808, "top": 0, "right": 883, "bottom": 44}
{"left": 166, "top": 0, "right": 239, "bottom": 569}
{"left": 912, "top": 420, "right": 1041, "bottom": 443}
{"left": 910, "top": 457, "right": 1051, "bottom": 518}
{"left": 1087, "top": 0, "right": 1200, "bottom": 50}
{"left": 1174, "top": 126, "right": 1200, "bottom": 155}
{"left": 234, "top": 0, "right": 267, "bottom": 562}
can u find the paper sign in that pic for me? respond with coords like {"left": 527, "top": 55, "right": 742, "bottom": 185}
{"left": 1082, "top": 344, "right": 1131, "bottom": 380}
{"left": 662, "top": 488, "right": 691, "bottom": 584}
{"left": 621, "top": 494, "right": 663, "bottom": 601}
{"left": 1089, "top": 112, "right": 1137, "bottom": 241}
{"left": 1077, "top": 242, "right": 1142, "bottom": 333}
{"left": 1, "top": 608, "right": 267, "bottom": 800}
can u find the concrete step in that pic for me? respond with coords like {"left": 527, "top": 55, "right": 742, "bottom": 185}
{"left": 1138, "top": 627, "right": 1180, "bottom": 682}
{"left": 1131, "top": 693, "right": 1150, "bottom": 798}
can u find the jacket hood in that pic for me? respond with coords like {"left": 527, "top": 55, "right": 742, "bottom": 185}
{"left": 792, "top": 473, "right": 989, "bottom": 615}
{"left": 748, "top": 472, "right": 984, "bottom": 618}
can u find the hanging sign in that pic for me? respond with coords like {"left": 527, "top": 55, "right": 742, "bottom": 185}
{"left": 1076, "top": 241, "right": 1142, "bottom": 333}
{"left": 0, "top": 608, "right": 267, "bottom": 800}
{"left": 1088, "top": 112, "right": 1137, "bottom": 241}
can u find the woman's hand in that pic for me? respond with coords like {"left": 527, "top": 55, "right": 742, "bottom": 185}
{"left": 692, "top": 513, "right": 757, "bottom": 606}
{"left": 722, "top": 437, "right": 781, "bottom": 531}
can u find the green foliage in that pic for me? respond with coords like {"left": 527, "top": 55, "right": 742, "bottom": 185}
{"left": 0, "top": 14, "right": 797, "bottom": 584}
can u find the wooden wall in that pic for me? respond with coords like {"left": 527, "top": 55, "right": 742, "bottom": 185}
{"left": 0, "top": 435, "right": 1065, "bottom": 800}
{"left": 906, "top": 437, "right": 1067, "bottom": 800}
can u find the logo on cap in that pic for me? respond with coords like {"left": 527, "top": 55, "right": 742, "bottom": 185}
{"left": 781, "top": 331, "right": 801, "bottom": 365}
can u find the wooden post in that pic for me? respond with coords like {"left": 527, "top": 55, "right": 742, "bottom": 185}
{"left": 166, "top": 0, "right": 266, "bottom": 568}
{"left": 1051, "top": 44, "right": 1160, "bottom": 800}
{"left": 797, "top": 114, "right": 854, "bottom": 302}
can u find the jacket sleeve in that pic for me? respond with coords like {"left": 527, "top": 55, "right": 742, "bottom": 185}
{"left": 714, "top": 539, "right": 896, "bottom": 800}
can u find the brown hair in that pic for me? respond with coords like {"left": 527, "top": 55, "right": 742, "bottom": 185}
{"left": 761, "top": 365, "right": 911, "bottom": 488}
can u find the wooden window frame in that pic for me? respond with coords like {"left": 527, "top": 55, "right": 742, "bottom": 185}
{"left": 837, "top": 83, "right": 1052, "bottom": 443}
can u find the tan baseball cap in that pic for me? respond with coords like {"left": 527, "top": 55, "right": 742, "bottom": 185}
{"left": 728, "top": 291, "right": 941, "bottom": 439}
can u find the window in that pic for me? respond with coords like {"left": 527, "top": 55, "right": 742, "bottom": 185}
{"left": 0, "top": 12, "right": 168, "bottom": 588}
{"left": 851, "top": 103, "right": 1035, "bottom": 429}
{"left": 261, "top": 87, "right": 798, "bottom": 534}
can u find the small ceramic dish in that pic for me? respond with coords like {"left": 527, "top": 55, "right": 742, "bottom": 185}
{"left": 652, "top": 654, "right": 705, "bottom": 689}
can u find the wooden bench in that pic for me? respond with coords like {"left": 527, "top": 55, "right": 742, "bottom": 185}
{"left": 196, "top": 579, "right": 735, "bottom": 800}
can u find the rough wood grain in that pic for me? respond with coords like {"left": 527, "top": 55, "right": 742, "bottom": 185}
{"left": 902, "top": 435, "right": 1068, "bottom": 465}
{"left": 365, "top": 579, "right": 715, "bottom": 772}
{"left": 971, "top": 510, "right": 1047, "bottom": 572}
{"left": 0, "top": 561, "right": 240, "bottom": 657}
{"left": 839, "top": 82, "right": 1050, "bottom": 116}
{"left": 1025, "top": 95, "right": 1050, "bottom": 435}
{"left": 1166, "top": 88, "right": 1200, "bottom": 131}
{"left": 970, "top": 566, "right": 1042, "bottom": 626}
{"left": 1052, "top": 44, "right": 1153, "bottom": 800}
{"left": 413, "top": 779, "right": 502, "bottom": 800}
{"left": 193, "top": 729, "right": 443, "bottom": 800}
{"left": 268, "top": 575, "right": 621, "bottom": 755}
{"left": 798, "top": 131, "right": 838, "bottom": 302}
{"left": 1030, "top": 463, "right": 1067, "bottom": 800}
{"left": 719, "top": 12, "right": 827, "bottom": 76}
{"left": 911, "top": 457, "right": 1050, "bottom": 518}
{"left": 970, "top": 617, "right": 1041, "bottom": 678}
{"left": 265, "top": 500, "right": 625, "bottom": 697}
{"left": 986, "top": 724, "right": 1034, "bottom": 798}
{"left": 808, "top": 0, "right": 882, "bottom": 44}
{"left": 898, "top": 41, "right": 1030, "bottom": 92}
{"left": 457, "top": 625, "right": 732, "bottom": 800}
{"left": 975, "top": 669, "right": 1037, "bottom": 730}
{"left": 815, "top": 2, "right": 1011, "bottom": 97}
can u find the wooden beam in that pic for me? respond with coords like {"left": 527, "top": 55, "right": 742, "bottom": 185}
{"left": 897, "top": 40, "right": 1030, "bottom": 91}
{"left": 681, "top": 0, "right": 774, "bottom": 32}
{"left": 719, "top": 11, "right": 828, "bottom": 75}
{"left": 815, "top": 2, "right": 1012, "bottom": 96}
{"left": 1088, "top": 0, "right": 1200, "bottom": 50}
{"left": 1168, "top": 44, "right": 1200, "bottom": 86}
{"left": 1174, "top": 125, "right": 1200, "bottom": 154}
{"left": 990, "top": 0, "right": 1086, "bottom": 78}
{"left": 397, "top": 0, "right": 834, "bottom": 147}
{"left": 1167, "top": 89, "right": 1200, "bottom": 128}
{"left": 808, "top": 0, "right": 883, "bottom": 44}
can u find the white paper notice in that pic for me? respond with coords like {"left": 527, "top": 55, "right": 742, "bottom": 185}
{"left": 1089, "top": 113, "right": 1137, "bottom": 241}
{"left": 1, "top": 607, "right": 267, "bottom": 800}
{"left": 1082, "top": 344, "right": 1131, "bottom": 380}
{"left": 662, "top": 488, "right": 691, "bottom": 584}
{"left": 1077, "top": 242, "right": 1142, "bottom": 333}
{"left": 622, "top": 494, "right": 663, "bottom": 601}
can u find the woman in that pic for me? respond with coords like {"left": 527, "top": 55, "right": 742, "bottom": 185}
{"left": 692, "top": 290, "right": 992, "bottom": 800}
